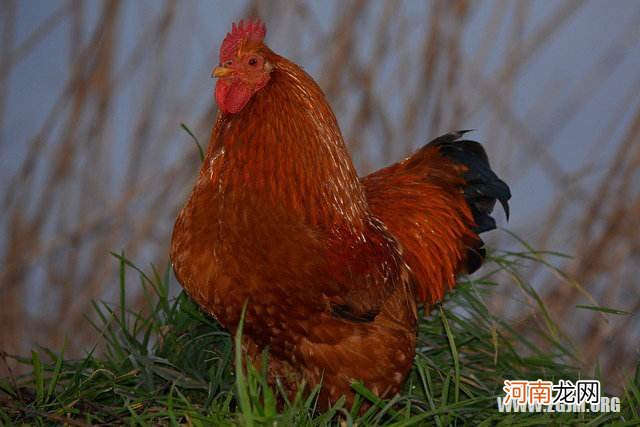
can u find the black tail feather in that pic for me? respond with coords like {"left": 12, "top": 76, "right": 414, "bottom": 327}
{"left": 429, "top": 131, "right": 512, "bottom": 273}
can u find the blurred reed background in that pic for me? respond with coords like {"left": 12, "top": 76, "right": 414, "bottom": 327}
{"left": 1, "top": 0, "right": 638, "bottom": 390}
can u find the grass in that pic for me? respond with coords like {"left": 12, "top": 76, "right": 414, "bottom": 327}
{"left": 1, "top": 244, "right": 638, "bottom": 425}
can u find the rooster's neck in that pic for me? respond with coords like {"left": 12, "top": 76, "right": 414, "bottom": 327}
{"left": 205, "top": 55, "right": 368, "bottom": 230}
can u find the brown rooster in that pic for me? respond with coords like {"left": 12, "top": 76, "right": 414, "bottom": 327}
{"left": 171, "top": 20, "right": 510, "bottom": 409}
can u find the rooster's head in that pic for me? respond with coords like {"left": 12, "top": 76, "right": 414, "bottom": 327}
{"left": 213, "top": 19, "right": 273, "bottom": 114}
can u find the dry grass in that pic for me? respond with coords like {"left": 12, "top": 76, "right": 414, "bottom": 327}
{"left": 1, "top": 0, "right": 638, "bottom": 392}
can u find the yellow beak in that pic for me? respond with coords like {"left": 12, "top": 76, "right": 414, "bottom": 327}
{"left": 212, "top": 66, "right": 233, "bottom": 78}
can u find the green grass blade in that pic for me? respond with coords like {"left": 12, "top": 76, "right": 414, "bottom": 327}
{"left": 181, "top": 123, "right": 205, "bottom": 161}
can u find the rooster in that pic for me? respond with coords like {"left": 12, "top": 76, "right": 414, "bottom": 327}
{"left": 170, "top": 19, "right": 510, "bottom": 409}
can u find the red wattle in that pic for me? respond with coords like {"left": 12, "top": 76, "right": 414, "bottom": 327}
{"left": 215, "top": 80, "right": 254, "bottom": 114}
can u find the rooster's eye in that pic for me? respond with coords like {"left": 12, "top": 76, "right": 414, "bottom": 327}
{"left": 248, "top": 57, "right": 258, "bottom": 66}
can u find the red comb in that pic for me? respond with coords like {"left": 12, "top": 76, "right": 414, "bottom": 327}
{"left": 220, "top": 19, "right": 267, "bottom": 63}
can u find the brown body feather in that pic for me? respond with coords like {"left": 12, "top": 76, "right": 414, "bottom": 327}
{"left": 171, "top": 47, "right": 503, "bottom": 409}
{"left": 362, "top": 146, "right": 479, "bottom": 305}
